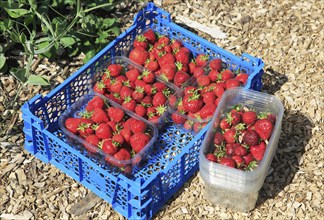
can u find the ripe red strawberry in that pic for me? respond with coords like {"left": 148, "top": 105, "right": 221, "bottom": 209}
{"left": 120, "top": 86, "right": 133, "bottom": 100}
{"left": 214, "top": 132, "right": 225, "bottom": 145}
{"left": 120, "top": 128, "right": 132, "bottom": 142}
{"left": 174, "top": 71, "right": 190, "bottom": 87}
{"left": 148, "top": 114, "right": 160, "bottom": 123}
{"left": 130, "top": 119, "right": 147, "bottom": 133}
{"left": 184, "top": 86, "right": 196, "bottom": 95}
{"left": 141, "top": 69, "right": 155, "bottom": 84}
{"left": 225, "top": 78, "right": 241, "bottom": 89}
{"left": 243, "top": 153, "right": 255, "bottom": 166}
{"left": 153, "top": 92, "right": 166, "bottom": 107}
{"left": 182, "top": 91, "right": 204, "bottom": 113}
{"left": 159, "top": 65, "right": 176, "bottom": 82}
{"left": 144, "top": 84, "right": 157, "bottom": 95}
{"left": 65, "top": 118, "right": 81, "bottom": 134}
{"left": 234, "top": 144, "right": 248, "bottom": 156}
{"left": 206, "top": 153, "right": 217, "bottom": 162}
{"left": 145, "top": 59, "right": 159, "bottom": 72}
{"left": 133, "top": 34, "right": 148, "bottom": 49}
{"left": 110, "top": 79, "right": 123, "bottom": 93}
{"left": 250, "top": 141, "right": 266, "bottom": 161}
{"left": 202, "top": 91, "right": 216, "bottom": 105}
{"left": 170, "top": 39, "right": 182, "bottom": 51}
{"left": 219, "top": 157, "right": 236, "bottom": 168}
{"left": 213, "top": 82, "right": 225, "bottom": 98}
{"left": 235, "top": 73, "right": 249, "bottom": 84}
{"left": 208, "top": 70, "right": 220, "bottom": 82}
{"left": 220, "top": 118, "right": 231, "bottom": 130}
{"left": 225, "top": 143, "right": 235, "bottom": 156}
{"left": 129, "top": 47, "right": 149, "bottom": 66}
{"left": 107, "top": 107, "right": 124, "bottom": 123}
{"left": 196, "top": 54, "right": 209, "bottom": 67}
{"left": 91, "top": 108, "right": 108, "bottom": 123}
{"left": 107, "top": 121, "right": 117, "bottom": 132}
{"left": 223, "top": 128, "right": 237, "bottom": 144}
{"left": 122, "top": 97, "right": 136, "bottom": 112}
{"left": 107, "top": 64, "right": 123, "bottom": 77}
{"left": 107, "top": 93, "right": 122, "bottom": 105}
{"left": 77, "top": 122, "right": 94, "bottom": 136}
{"left": 141, "top": 95, "right": 153, "bottom": 107}
{"left": 95, "top": 123, "right": 112, "bottom": 139}
{"left": 188, "top": 60, "right": 196, "bottom": 74}
{"left": 168, "top": 94, "right": 177, "bottom": 107}
{"left": 93, "top": 82, "right": 106, "bottom": 95}
{"left": 164, "top": 45, "right": 172, "bottom": 53}
{"left": 112, "top": 133, "right": 125, "bottom": 145}
{"left": 130, "top": 133, "right": 150, "bottom": 153}
{"left": 221, "top": 69, "right": 235, "bottom": 81}
{"left": 158, "top": 35, "right": 170, "bottom": 45}
{"left": 156, "top": 104, "right": 167, "bottom": 116}
{"left": 243, "top": 130, "right": 260, "bottom": 146}
{"left": 101, "top": 139, "right": 118, "bottom": 155}
{"left": 126, "top": 68, "right": 140, "bottom": 82}
{"left": 132, "top": 86, "right": 145, "bottom": 102}
{"left": 199, "top": 104, "right": 216, "bottom": 119}
{"left": 158, "top": 53, "right": 175, "bottom": 68}
{"left": 134, "top": 79, "right": 147, "bottom": 88}
{"left": 214, "top": 97, "right": 221, "bottom": 106}
{"left": 143, "top": 29, "right": 156, "bottom": 44}
{"left": 86, "top": 96, "right": 105, "bottom": 111}
{"left": 114, "top": 148, "right": 131, "bottom": 161}
{"left": 227, "top": 111, "right": 242, "bottom": 126}
{"left": 267, "top": 113, "right": 276, "bottom": 124}
{"left": 171, "top": 112, "right": 186, "bottom": 124}
{"left": 232, "top": 155, "right": 244, "bottom": 168}
{"left": 197, "top": 75, "right": 211, "bottom": 87}
{"left": 153, "top": 82, "right": 167, "bottom": 92}
{"left": 254, "top": 119, "right": 274, "bottom": 140}
{"left": 242, "top": 111, "right": 257, "bottom": 125}
{"left": 135, "top": 105, "right": 147, "bottom": 117}
{"left": 193, "top": 67, "right": 204, "bottom": 78}
{"left": 209, "top": 59, "right": 222, "bottom": 71}
{"left": 85, "top": 134, "right": 99, "bottom": 148}
{"left": 175, "top": 50, "right": 190, "bottom": 64}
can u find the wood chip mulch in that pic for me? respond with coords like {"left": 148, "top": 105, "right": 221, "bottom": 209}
{"left": 0, "top": 0, "right": 323, "bottom": 219}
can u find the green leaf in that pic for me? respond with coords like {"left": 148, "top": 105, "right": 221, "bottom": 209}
{"left": 26, "top": 75, "right": 50, "bottom": 86}
{"left": 84, "top": 49, "right": 96, "bottom": 63}
{"left": 5, "top": 8, "right": 30, "bottom": 18}
{"left": 0, "top": 53, "right": 6, "bottom": 69}
{"left": 10, "top": 68, "right": 28, "bottom": 83}
{"left": 102, "top": 18, "right": 116, "bottom": 28}
{"left": 60, "top": 36, "right": 76, "bottom": 48}
{"left": 108, "top": 26, "right": 120, "bottom": 36}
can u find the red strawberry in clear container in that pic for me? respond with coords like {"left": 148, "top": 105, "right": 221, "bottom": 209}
{"left": 143, "top": 29, "right": 156, "bottom": 44}
{"left": 129, "top": 47, "right": 149, "bottom": 66}
{"left": 243, "top": 130, "right": 260, "bottom": 146}
{"left": 122, "top": 97, "right": 136, "bottom": 112}
{"left": 130, "top": 132, "right": 150, "bottom": 153}
{"left": 188, "top": 60, "right": 196, "bottom": 74}
{"left": 141, "top": 95, "right": 153, "bottom": 107}
{"left": 196, "top": 54, "right": 209, "bottom": 67}
{"left": 133, "top": 34, "right": 148, "bottom": 50}
{"left": 135, "top": 105, "right": 147, "bottom": 117}
{"left": 219, "top": 157, "right": 236, "bottom": 168}
{"left": 112, "top": 133, "right": 125, "bottom": 146}
{"left": 120, "top": 86, "right": 133, "bottom": 100}
{"left": 85, "top": 135, "right": 100, "bottom": 152}
{"left": 233, "top": 144, "right": 248, "bottom": 156}
{"left": 208, "top": 70, "right": 221, "bottom": 82}
{"left": 101, "top": 139, "right": 118, "bottom": 155}
{"left": 171, "top": 112, "right": 186, "bottom": 124}
{"left": 93, "top": 82, "right": 106, "bottom": 95}
{"left": 223, "top": 128, "right": 237, "bottom": 144}
{"left": 158, "top": 35, "right": 170, "bottom": 45}
{"left": 175, "top": 61, "right": 189, "bottom": 73}
{"left": 220, "top": 118, "right": 231, "bottom": 130}
{"left": 175, "top": 50, "right": 190, "bottom": 65}
{"left": 126, "top": 68, "right": 140, "bottom": 82}
{"left": 170, "top": 39, "right": 182, "bottom": 51}
{"left": 221, "top": 69, "right": 235, "bottom": 81}
{"left": 132, "top": 86, "right": 145, "bottom": 102}
{"left": 114, "top": 148, "right": 131, "bottom": 161}
{"left": 107, "top": 107, "right": 124, "bottom": 123}
{"left": 65, "top": 118, "right": 82, "bottom": 134}
{"left": 202, "top": 91, "right": 216, "bottom": 105}
{"left": 197, "top": 75, "right": 211, "bottom": 87}
{"left": 225, "top": 143, "right": 235, "bottom": 156}
{"left": 225, "top": 78, "right": 241, "bottom": 89}
{"left": 206, "top": 153, "right": 218, "bottom": 162}
{"left": 158, "top": 53, "right": 175, "bottom": 68}
{"left": 227, "top": 111, "right": 242, "bottom": 126}
{"left": 193, "top": 67, "right": 204, "bottom": 78}
{"left": 182, "top": 90, "right": 204, "bottom": 113}
{"left": 183, "top": 120, "right": 194, "bottom": 130}
{"left": 209, "top": 58, "right": 222, "bottom": 71}
{"left": 110, "top": 79, "right": 123, "bottom": 93}
{"left": 153, "top": 92, "right": 166, "bottom": 107}
{"left": 235, "top": 73, "right": 249, "bottom": 84}
{"left": 145, "top": 59, "right": 159, "bottom": 72}
{"left": 78, "top": 122, "right": 94, "bottom": 137}
{"left": 214, "top": 132, "right": 225, "bottom": 145}
{"left": 159, "top": 65, "right": 176, "bottom": 82}
{"left": 142, "top": 69, "right": 155, "bottom": 84}
{"left": 232, "top": 155, "right": 244, "bottom": 168}
{"left": 174, "top": 71, "right": 190, "bottom": 87}
{"left": 91, "top": 108, "right": 109, "bottom": 123}
{"left": 242, "top": 111, "right": 257, "bottom": 125}
{"left": 130, "top": 119, "right": 147, "bottom": 133}
{"left": 107, "top": 64, "right": 123, "bottom": 77}
{"left": 86, "top": 96, "right": 105, "bottom": 111}
{"left": 254, "top": 118, "right": 274, "bottom": 140}
{"left": 199, "top": 104, "right": 217, "bottom": 120}
{"left": 120, "top": 128, "right": 132, "bottom": 143}
{"left": 250, "top": 141, "right": 266, "bottom": 161}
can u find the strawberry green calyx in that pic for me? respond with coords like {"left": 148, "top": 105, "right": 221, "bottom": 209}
{"left": 77, "top": 122, "right": 90, "bottom": 132}
{"left": 226, "top": 112, "right": 233, "bottom": 124}
{"left": 148, "top": 112, "right": 156, "bottom": 118}
{"left": 96, "top": 81, "right": 106, "bottom": 89}
{"left": 123, "top": 80, "right": 131, "bottom": 87}
{"left": 158, "top": 51, "right": 166, "bottom": 57}
{"left": 235, "top": 123, "right": 246, "bottom": 131}
{"left": 175, "top": 61, "right": 183, "bottom": 71}
{"left": 232, "top": 104, "right": 243, "bottom": 111}
{"left": 130, "top": 150, "right": 136, "bottom": 158}
{"left": 179, "top": 110, "right": 186, "bottom": 114}
{"left": 156, "top": 105, "right": 167, "bottom": 116}
{"left": 258, "top": 111, "right": 270, "bottom": 119}
{"left": 136, "top": 34, "right": 146, "bottom": 42}
{"left": 124, "top": 96, "right": 132, "bottom": 103}
{"left": 91, "top": 123, "right": 99, "bottom": 130}
{"left": 172, "top": 48, "right": 179, "bottom": 54}
{"left": 160, "top": 74, "right": 169, "bottom": 82}
{"left": 150, "top": 86, "right": 158, "bottom": 95}
{"left": 112, "top": 140, "right": 120, "bottom": 147}
{"left": 135, "top": 86, "right": 145, "bottom": 93}
{"left": 141, "top": 102, "right": 152, "bottom": 108}
{"left": 156, "top": 33, "right": 163, "bottom": 39}
{"left": 115, "top": 122, "right": 123, "bottom": 132}
{"left": 79, "top": 110, "right": 93, "bottom": 119}
{"left": 202, "top": 54, "right": 209, "bottom": 61}
{"left": 190, "top": 58, "right": 196, "bottom": 64}
{"left": 98, "top": 141, "right": 103, "bottom": 149}
{"left": 142, "top": 69, "right": 152, "bottom": 77}
{"left": 148, "top": 44, "right": 154, "bottom": 52}
{"left": 188, "top": 91, "right": 201, "bottom": 101}
{"left": 216, "top": 151, "right": 226, "bottom": 159}
{"left": 162, "top": 88, "right": 171, "bottom": 97}
{"left": 113, "top": 92, "right": 121, "bottom": 99}
{"left": 245, "top": 161, "right": 258, "bottom": 171}
{"left": 104, "top": 70, "right": 111, "bottom": 79}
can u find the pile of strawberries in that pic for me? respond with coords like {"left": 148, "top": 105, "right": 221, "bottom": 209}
{"left": 169, "top": 60, "right": 249, "bottom": 133}
{"left": 206, "top": 105, "right": 276, "bottom": 171}
{"left": 92, "top": 61, "right": 173, "bottom": 123}
{"left": 64, "top": 95, "right": 153, "bottom": 168}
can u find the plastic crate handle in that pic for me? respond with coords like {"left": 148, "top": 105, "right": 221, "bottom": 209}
{"left": 133, "top": 2, "right": 171, "bottom": 24}
{"left": 241, "top": 53, "right": 263, "bottom": 67}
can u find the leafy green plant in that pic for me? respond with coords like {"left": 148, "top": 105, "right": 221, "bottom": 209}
{"left": 0, "top": 0, "right": 121, "bottom": 86}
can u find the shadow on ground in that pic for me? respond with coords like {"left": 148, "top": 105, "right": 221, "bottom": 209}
{"left": 262, "top": 67, "right": 288, "bottom": 95}
{"left": 256, "top": 110, "right": 314, "bottom": 207}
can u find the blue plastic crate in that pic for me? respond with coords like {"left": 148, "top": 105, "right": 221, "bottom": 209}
{"left": 21, "top": 3, "right": 264, "bottom": 219}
